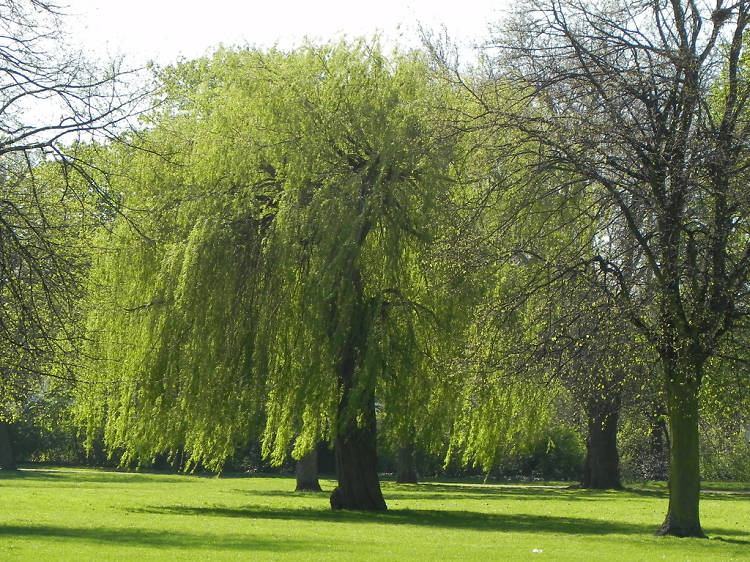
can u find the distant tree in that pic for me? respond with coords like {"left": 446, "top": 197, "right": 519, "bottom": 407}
{"left": 547, "top": 287, "right": 652, "bottom": 490}
{"left": 295, "top": 448, "right": 322, "bottom": 492}
{"left": 0, "top": 420, "right": 13, "bottom": 469}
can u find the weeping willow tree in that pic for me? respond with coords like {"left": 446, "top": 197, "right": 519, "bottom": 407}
{"left": 78, "top": 42, "right": 468, "bottom": 510}
{"left": 423, "top": 75, "right": 603, "bottom": 477}
{"left": 252, "top": 43, "right": 469, "bottom": 511}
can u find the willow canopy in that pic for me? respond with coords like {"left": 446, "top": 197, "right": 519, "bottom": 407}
{"left": 79, "top": 42, "right": 467, "bottom": 510}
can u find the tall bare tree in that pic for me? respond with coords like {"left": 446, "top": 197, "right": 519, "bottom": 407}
{"left": 475, "top": 0, "right": 750, "bottom": 537}
{"left": 0, "top": 0, "right": 145, "bottom": 467}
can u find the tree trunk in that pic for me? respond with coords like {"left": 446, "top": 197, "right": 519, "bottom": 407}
{"left": 0, "top": 420, "right": 16, "bottom": 470}
{"left": 646, "top": 404, "right": 670, "bottom": 481}
{"left": 581, "top": 401, "right": 622, "bottom": 490}
{"left": 396, "top": 444, "right": 418, "bottom": 484}
{"left": 295, "top": 447, "right": 322, "bottom": 492}
{"left": 330, "top": 394, "right": 386, "bottom": 511}
{"left": 655, "top": 373, "right": 704, "bottom": 537}
{"left": 327, "top": 251, "right": 386, "bottom": 511}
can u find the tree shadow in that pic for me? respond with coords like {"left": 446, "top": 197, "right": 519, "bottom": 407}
{"left": 0, "top": 469, "right": 182, "bottom": 487}
{"left": 621, "top": 486, "right": 750, "bottom": 502}
{"left": 136, "top": 503, "right": 661, "bottom": 536}
{"left": 229, "top": 488, "right": 331, "bottom": 499}
{"left": 701, "top": 490, "right": 750, "bottom": 501}
{"left": 134, "top": 503, "right": 750, "bottom": 542}
{"left": 383, "top": 483, "right": 650, "bottom": 502}
{"left": 0, "top": 523, "right": 312, "bottom": 552}
{"left": 709, "top": 536, "right": 750, "bottom": 546}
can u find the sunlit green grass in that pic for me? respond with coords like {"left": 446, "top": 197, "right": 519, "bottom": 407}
{"left": 0, "top": 467, "right": 747, "bottom": 560}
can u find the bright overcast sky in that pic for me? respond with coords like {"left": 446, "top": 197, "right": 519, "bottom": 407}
{"left": 63, "top": 0, "right": 510, "bottom": 66}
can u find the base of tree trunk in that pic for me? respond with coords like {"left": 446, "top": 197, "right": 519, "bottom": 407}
{"left": 654, "top": 512, "right": 706, "bottom": 538}
{"left": 295, "top": 448, "right": 322, "bottom": 492}
{"left": 330, "top": 402, "right": 387, "bottom": 511}
{"left": 395, "top": 445, "right": 418, "bottom": 484}
{"left": 0, "top": 421, "right": 16, "bottom": 470}
{"left": 580, "top": 400, "right": 622, "bottom": 490}
{"left": 655, "top": 377, "right": 705, "bottom": 538}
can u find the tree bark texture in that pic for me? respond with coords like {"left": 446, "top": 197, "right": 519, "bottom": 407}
{"left": 396, "top": 444, "right": 418, "bottom": 484}
{"left": 581, "top": 399, "right": 622, "bottom": 490}
{"left": 656, "top": 376, "right": 705, "bottom": 537}
{"left": 330, "top": 393, "right": 386, "bottom": 511}
{"left": 0, "top": 421, "right": 16, "bottom": 470}
{"left": 328, "top": 255, "right": 386, "bottom": 511}
{"left": 295, "top": 448, "right": 322, "bottom": 492}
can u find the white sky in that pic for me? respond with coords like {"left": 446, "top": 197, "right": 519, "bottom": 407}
{"left": 63, "top": 0, "right": 510, "bottom": 66}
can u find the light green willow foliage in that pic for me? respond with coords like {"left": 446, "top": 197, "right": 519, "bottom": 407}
{"left": 78, "top": 51, "right": 280, "bottom": 470}
{"left": 79, "top": 41, "right": 466, "bottom": 469}
{"left": 253, "top": 42, "right": 465, "bottom": 464}
{"left": 436, "top": 111, "right": 595, "bottom": 471}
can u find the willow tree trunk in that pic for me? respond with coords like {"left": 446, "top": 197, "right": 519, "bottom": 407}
{"left": 296, "top": 448, "right": 322, "bottom": 492}
{"left": 0, "top": 421, "right": 15, "bottom": 470}
{"left": 396, "top": 444, "right": 418, "bottom": 484}
{"left": 581, "top": 397, "right": 622, "bottom": 490}
{"left": 330, "top": 393, "right": 386, "bottom": 511}
{"left": 656, "top": 373, "right": 704, "bottom": 537}
{"left": 327, "top": 245, "right": 387, "bottom": 511}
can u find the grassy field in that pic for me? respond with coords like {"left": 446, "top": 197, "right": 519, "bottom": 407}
{"left": 0, "top": 468, "right": 748, "bottom": 560}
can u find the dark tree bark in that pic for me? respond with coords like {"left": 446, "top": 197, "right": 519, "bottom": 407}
{"left": 655, "top": 360, "right": 705, "bottom": 537}
{"left": 581, "top": 399, "right": 622, "bottom": 490}
{"left": 396, "top": 444, "right": 418, "bottom": 484}
{"left": 328, "top": 246, "right": 386, "bottom": 511}
{"left": 0, "top": 420, "right": 16, "bottom": 470}
{"left": 330, "top": 393, "right": 386, "bottom": 511}
{"left": 295, "top": 447, "right": 322, "bottom": 492}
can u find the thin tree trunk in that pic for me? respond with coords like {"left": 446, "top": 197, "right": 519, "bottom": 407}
{"left": 396, "top": 444, "right": 418, "bottom": 484}
{"left": 295, "top": 447, "right": 322, "bottom": 492}
{"left": 581, "top": 400, "right": 622, "bottom": 490}
{"left": 0, "top": 420, "right": 16, "bottom": 470}
{"left": 646, "top": 404, "right": 670, "bottom": 481}
{"left": 330, "top": 392, "right": 386, "bottom": 511}
{"left": 655, "top": 366, "right": 705, "bottom": 537}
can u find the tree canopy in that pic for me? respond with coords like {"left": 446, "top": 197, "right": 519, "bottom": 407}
{"left": 78, "top": 42, "right": 479, "bottom": 509}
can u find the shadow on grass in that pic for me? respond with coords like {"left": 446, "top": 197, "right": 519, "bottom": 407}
{"left": 709, "top": 536, "right": 750, "bottom": 546}
{"left": 380, "top": 483, "right": 749, "bottom": 503}
{"left": 619, "top": 486, "right": 750, "bottom": 502}
{"left": 381, "top": 483, "right": 661, "bottom": 503}
{"left": 0, "top": 523, "right": 311, "bottom": 552}
{"left": 226, "top": 483, "right": 643, "bottom": 503}
{"left": 134, "top": 504, "right": 750, "bottom": 543}
{"left": 136, "top": 503, "right": 660, "bottom": 536}
{"left": 0, "top": 470, "right": 178, "bottom": 488}
{"left": 0, "top": 468, "right": 227, "bottom": 486}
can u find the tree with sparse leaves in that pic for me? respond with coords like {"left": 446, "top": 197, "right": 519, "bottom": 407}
{"left": 0, "top": 0, "right": 144, "bottom": 469}
{"left": 474, "top": 0, "right": 750, "bottom": 537}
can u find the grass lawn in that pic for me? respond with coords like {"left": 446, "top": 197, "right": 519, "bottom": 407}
{"left": 0, "top": 468, "right": 748, "bottom": 560}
